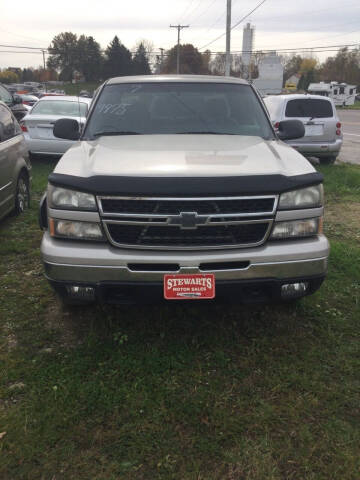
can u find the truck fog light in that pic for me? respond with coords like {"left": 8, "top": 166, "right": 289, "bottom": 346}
{"left": 66, "top": 285, "right": 95, "bottom": 300}
{"left": 281, "top": 282, "right": 308, "bottom": 299}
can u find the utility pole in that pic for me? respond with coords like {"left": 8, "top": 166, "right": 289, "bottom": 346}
{"left": 225, "top": 0, "right": 232, "bottom": 76}
{"left": 160, "top": 47, "right": 165, "bottom": 72}
{"left": 170, "top": 24, "right": 189, "bottom": 74}
{"left": 42, "top": 49, "right": 47, "bottom": 91}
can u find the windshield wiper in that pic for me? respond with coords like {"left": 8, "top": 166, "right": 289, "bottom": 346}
{"left": 92, "top": 131, "right": 141, "bottom": 137}
{"left": 176, "top": 131, "right": 237, "bottom": 135}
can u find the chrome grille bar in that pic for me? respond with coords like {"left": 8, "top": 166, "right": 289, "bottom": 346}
{"left": 97, "top": 195, "right": 278, "bottom": 250}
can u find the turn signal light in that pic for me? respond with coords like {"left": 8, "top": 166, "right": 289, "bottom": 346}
{"left": 336, "top": 129, "right": 341, "bottom": 136}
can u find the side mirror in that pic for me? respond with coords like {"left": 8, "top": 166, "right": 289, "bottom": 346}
{"left": 277, "top": 120, "right": 305, "bottom": 141}
{"left": 13, "top": 94, "right": 23, "bottom": 105}
{"left": 53, "top": 118, "right": 80, "bottom": 140}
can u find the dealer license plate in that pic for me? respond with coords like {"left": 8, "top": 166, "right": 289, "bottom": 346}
{"left": 164, "top": 274, "right": 215, "bottom": 300}
{"left": 305, "top": 124, "right": 323, "bottom": 136}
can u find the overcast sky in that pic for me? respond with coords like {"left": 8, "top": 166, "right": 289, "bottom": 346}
{"left": 1, "top": 0, "right": 359, "bottom": 69}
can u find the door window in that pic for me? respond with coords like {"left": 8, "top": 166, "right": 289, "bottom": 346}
{"left": 0, "top": 84, "right": 13, "bottom": 105}
{"left": 0, "top": 104, "right": 19, "bottom": 142}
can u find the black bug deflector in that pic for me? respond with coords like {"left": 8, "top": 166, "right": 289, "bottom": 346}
{"left": 48, "top": 172, "right": 324, "bottom": 197}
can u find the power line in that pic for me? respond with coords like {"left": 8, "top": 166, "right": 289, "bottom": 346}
{"left": 188, "top": 0, "right": 219, "bottom": 25}
{"left": 0, "top": 50, "right": 44, "bottom": 54}
{"left": 0, "top": 43, "right": 46, "bottom": 50}
{"left": 199, "top": 0, "right": 268, "bottom": 50}
{"left": 178, "top": 0, "right": 197, "bottom": 22}
{"left": 182, "top": 0, "right": 206, "bottom": 23}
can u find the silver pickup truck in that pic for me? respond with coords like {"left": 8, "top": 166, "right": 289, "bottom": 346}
{"left": 39, "top": 75, "right": 329, "bottom": 305}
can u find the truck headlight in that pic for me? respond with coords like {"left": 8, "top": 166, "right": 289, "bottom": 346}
{"left": 49, "top": 218, "right": 104, "bottom": 241}
{"left": 271, "top": 218, "right": 322, "bottom": 239}
{"left": 279, "top": 185, "right": 323, "bottom": 209}
{"left": 48, "top": 185, "right": 96, "bottom": 211}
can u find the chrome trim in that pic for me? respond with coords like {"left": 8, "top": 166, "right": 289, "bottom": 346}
{"left": 276, "top": 207, "right": 324, "bottom": 221}
{"left": 97, "top": 194, "right": 279, "bottom": 218}
{"left": 103, "top": 216, "right": 273, "bottom": 227}
{"left": 44, "top": 256, "right": 328, "bottom": 283}
{"left": 102, "top": 218, "right": 274, "bottom": 251}
{"left": 97, "top": 194, "right": 278, "bottom": 250}
{"left": 0, "top": 181, "right": 12, "bottom": 193}
{"left": 0, "top": 194, "right": 14, "bottom": 208}
{"left": 48, "top": 208, "right": 100, "bottom": 222}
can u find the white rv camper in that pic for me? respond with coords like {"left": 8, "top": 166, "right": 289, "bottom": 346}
{"left": 308, "top": 82, "right": 357, "bottom": 106}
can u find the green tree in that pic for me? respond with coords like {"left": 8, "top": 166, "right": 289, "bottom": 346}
{"left": 77, "top": 35, "right": 104, "bottom": 81}
{"left": 47, "top": 32, "right": 80, "bottom": 81}
{"left": 282, "top": 54, "right": 303, "bottom": 86}
{"left": 320, "top": 48, "right": 360, "bottom": 87}
{"left": 0, "top": 70, "right": 19, "bottom": 84}
{"left": 104, "top": 36, "right": 132, "bottom": 78}
{"left": 132, "top": 42, "right": 151, "bottom": 75}
{"left": 22, "top": 68, "right": 35, "bottom": 82}
{"left": 163, "top": 44, "right": 205, "bottom": 74}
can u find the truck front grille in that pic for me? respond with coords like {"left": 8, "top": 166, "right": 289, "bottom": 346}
{"left": 98, "top": 195, "right": 277, "bottom": 250}
{"left": 100, "top": 197, "right": 275, "bottom": 215}
{"left": 106, "top": 223, "right": 270, "bottom": 248}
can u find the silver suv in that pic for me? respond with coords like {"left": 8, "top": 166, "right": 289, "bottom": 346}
{"left": 264, "top": 94, "right": 342, "bottom": 165}
{"left": 0, "top": 102, "right": 31, "bottom": 220}
{"left": 39, "top": 76, "right": 329, "bottom": 305}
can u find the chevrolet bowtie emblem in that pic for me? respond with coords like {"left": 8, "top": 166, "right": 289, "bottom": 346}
{"left": 169, "top": 212, "right": 207, "bottom": 229}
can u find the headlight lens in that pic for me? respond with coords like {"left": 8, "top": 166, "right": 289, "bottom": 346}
{"left": 271, "top": 218, "right": 321, "bottom": 239}
{"left": 279, "top": 185, "right": 323, "bottom": 209}
{"left": 48, "top": 185, "right": 96, "bottom": 210}
{"left": 49, "top": 219, "right": 104, "bottom": 241}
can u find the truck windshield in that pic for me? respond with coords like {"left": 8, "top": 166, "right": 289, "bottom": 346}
{"left": 84, "top": 82, "right": 274, "bottom": 139}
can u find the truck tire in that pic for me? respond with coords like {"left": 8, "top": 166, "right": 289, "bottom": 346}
{"left": 14, "top": 172, "right": 30, "bottom": 214}
{"left": 319, "top": 156, "right": 336, "bottom": 165}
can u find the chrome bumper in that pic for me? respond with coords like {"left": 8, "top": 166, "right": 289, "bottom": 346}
{"left": 41, "top": 232, "right": 329, "bottom": 283}
{"left": 287, "top": 138, "right": 342, "bottom": 156}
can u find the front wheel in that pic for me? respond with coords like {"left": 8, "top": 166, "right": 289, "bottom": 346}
{"left": 319, "top": 156, "right": 337, "bottom": 165}
{"left": 15, "top": 172, "right": 30, "bottom": 214}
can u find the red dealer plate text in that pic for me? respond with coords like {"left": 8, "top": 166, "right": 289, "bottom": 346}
{"left": 164, "top": 274, "right": 215, "bottom": 300}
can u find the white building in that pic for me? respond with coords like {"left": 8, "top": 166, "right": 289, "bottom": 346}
{"left": 308, "top": 82, "right": 357, "bottom": 106}
{"left": 253, "top": 52, "right": 284, "bottom": 96}
{"left": 242, "top": 23, "right": 255, "bottom": 78}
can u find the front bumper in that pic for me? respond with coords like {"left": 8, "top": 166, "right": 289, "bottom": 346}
{"left": 287, "top": 138, "right": 342, "bottom": 157}
{"left": 41, "top": 232, "right": 329, "bottom": 303}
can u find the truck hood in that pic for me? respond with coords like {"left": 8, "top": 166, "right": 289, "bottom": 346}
{"left": 54, "top": 134, "right": 315, "bottom": 178}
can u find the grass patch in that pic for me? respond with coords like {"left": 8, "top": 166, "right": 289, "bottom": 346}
{"left": 337, "top": 101, "right": 360, "bottom": 110}
{"left": 0, "top": 160, "right": 359, "bottom": 479}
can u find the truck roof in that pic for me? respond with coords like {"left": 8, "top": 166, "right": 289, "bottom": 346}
{"left": 107, "top": 75, "right": 249, "bottom": 85}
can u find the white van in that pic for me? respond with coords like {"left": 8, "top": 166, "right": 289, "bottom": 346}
{"left": 264, "top": 94, "right": 342, "bottom": 165}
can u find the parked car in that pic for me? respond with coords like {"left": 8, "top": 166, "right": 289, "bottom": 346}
{"left": 0, "top": 102, "right": 31, "bottom": 221}
{"left": 264, "top": 94, "right": 342, "bottom": 165}
{"left": 39, "top": 75, "right": 329, "bottom": 306}
{"left": 20, "top": 96, "right": 92, "bottom": 156}
{"left": 19, "top": 94, "right": 39, "bottom": 107}
{"left": 79, "top": 90, "right": 92, "bottom": 98}
{"left": 0, "top": 83, "right": 28, "bottom": 121}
